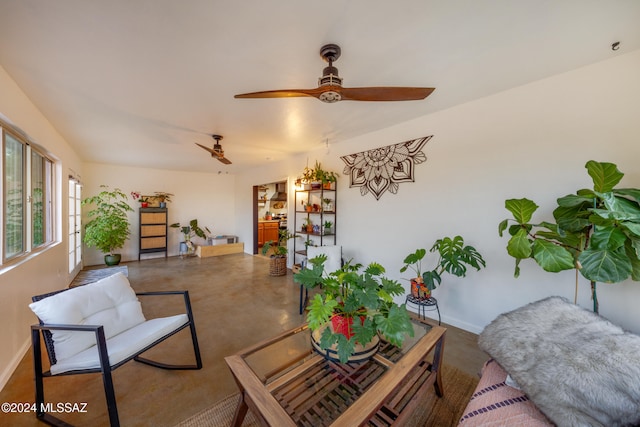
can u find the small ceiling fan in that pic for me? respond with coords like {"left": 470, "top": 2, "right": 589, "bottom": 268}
{"left": 195, "top": 134, "right": 232, "bottom": 165}
{"left": 234, "top": 44, "right": 435, "bottom": 103}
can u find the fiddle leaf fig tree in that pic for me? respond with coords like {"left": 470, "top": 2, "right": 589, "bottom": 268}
{"left": 498, "top": 161, "right": 640, "bottom": 312}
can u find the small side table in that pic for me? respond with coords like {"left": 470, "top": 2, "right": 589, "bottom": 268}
{"left": 406, "top": 295, "right": 441, "bottom": 325}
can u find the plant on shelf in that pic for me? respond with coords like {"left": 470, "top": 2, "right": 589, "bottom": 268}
{"left": 170, "top": 219, "right": 211, "bottom": 254}
{"left": 82, "top": 185, "right": 134, "bottom": 265}
{"left": 401, "top": 236, "right": 486, "bottom": 299}
{"left": 154, "top": 191, "right": 173, "bottom": 207}
{"left": 303, "top": 217, "right": 314, "bottom": 233}
{"left": 130, "top": 191, "right": 149, "bottom": 207}
{"left": 322, "top": 198, "right": 334, "bottom": 212}
{"left": 298, "top": 161, "right": 339, "bottom": 190}
{"left": 303, "top": 237, "right": 314, "bottom": 250}
{"left": 498, "top": 160, "right": 640, "bottom": 313}
{"left": 323, "top": 220, "right": 333, "bottom": 235}
{"left": 295, "top": 256, "right": 414, "bottom": 363}
{"left": 301, "top": 200, "right": 312, "bottom": 212}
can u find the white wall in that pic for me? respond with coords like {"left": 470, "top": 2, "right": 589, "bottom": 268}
{"left": 82, "top": 163, "right": 237, "bottom": 265}
{"left": 236, "top": 49, "right": 640, "bottom": 334}
{"left": 0, "top": 65, "right": 84, "bottom": 389}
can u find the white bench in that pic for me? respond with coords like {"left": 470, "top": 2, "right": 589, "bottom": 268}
{"left": 29, "top": 272, "right": 202, "bottom": 427}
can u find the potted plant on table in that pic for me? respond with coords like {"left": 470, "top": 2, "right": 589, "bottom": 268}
{"left": 261, "top": 229, "right": 295, "bottom": 276}
{"left": 294, "top": 256, "right": 414, "bottom": 363}
{"left": 170, "top": 219, "right": 211, "bottom": 255}
{"left": 401, "top": 235, "right": 486, "bottom": 299}
{"left": 498, "top": 160, "right": 640, "bottom": 313}
{"left": 82, "top": 185, "right": 134, "bottom": 266}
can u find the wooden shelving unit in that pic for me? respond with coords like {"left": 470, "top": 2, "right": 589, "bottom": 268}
{"left": 293, "top": 185, "right": 337, "bottom": 263}
{"left": 138, "top": 207, "right": 168, "bottom": 260}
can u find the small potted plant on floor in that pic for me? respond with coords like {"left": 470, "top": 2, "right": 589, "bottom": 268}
{"left": 170, "top": 219, "right": 211, "bottom": 255}
{"left": 294, "top": 256, "right": 414, "bottom": 363}
{"left": 82, "top": 185, "right": 134, "bottom": 265}
{"left": 261, "top": 229, "right": 294, "bottom": 276}
{"left": 401, "top": 235, "right": 486, "bottom": 299}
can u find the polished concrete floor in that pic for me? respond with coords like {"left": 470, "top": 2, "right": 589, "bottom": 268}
{"left": 0, "top": 254, "right": 488, "bottom": 426}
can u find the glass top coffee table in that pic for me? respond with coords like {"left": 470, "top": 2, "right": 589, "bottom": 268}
{"left": 225, "top": 318, "right": 446, "bottom": 426}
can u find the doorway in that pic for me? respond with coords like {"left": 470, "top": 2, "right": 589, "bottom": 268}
{"left": 252, "top": 180, "right": 288, "bottom": 255}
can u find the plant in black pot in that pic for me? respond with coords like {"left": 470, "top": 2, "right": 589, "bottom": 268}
{"left": 82, "top": 185, "right": 134, "bottom": 266}
{"left": 401, "top": 236, "right": 486, "bottom": 299}
{"left": 294, "top": 256, "right": 414, "bottom": 363}
{"left": 499, "top": 160, "right": 640, "bottom": 313}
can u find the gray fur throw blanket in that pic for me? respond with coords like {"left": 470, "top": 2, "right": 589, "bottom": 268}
{"left": 478, "top": 296, "right": 640, "bottom": 427}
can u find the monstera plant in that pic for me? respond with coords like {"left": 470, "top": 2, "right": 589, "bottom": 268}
{"left": 499, "top": 160, "right": 640, "bottom": 313}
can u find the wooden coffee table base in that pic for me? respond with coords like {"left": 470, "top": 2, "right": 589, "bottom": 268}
{"left": 225, "top": 322, "right": 446, "bottom": 427}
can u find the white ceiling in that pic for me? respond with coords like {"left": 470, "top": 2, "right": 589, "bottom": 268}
{"left": 1, "top": 0, "right": 639, "bottom": 173}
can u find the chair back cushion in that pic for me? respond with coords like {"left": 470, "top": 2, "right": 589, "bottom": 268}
{"left": 29, "top": 272, "right": 145, "bottom": 362}
{"left": 307, "top": 245, "right": 342, "bottom": 275}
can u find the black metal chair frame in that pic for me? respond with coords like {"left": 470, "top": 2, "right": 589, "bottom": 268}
{"left": 31, "top": 290, "right": 202, "bottom": 427}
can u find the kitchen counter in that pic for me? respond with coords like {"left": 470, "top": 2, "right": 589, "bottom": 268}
{"left": 258, "top": 219, "right": 280, "bottom": 223}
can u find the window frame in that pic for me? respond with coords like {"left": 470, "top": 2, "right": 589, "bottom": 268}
{"left": 1, "top": 121, "right": 56, "bottom": 264}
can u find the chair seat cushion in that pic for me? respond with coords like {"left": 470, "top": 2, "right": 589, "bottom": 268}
{"left": 29, "top": 272, "right": 145, "bottom": 361}
{"left": 50, "top": 313, "right": 188, "bottom": 375}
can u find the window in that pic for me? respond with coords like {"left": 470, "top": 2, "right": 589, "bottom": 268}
{"left": 4, "top": 133, "right": 24, "bottom": 259}
{"left": 2, "top": 123, "right": 55, "bottom": 263}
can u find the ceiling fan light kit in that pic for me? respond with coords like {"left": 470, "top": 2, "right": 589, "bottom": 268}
{"left": 234, "top": 44, "right": 435, "bottom": 103}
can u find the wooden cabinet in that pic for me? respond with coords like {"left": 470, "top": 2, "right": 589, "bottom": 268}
{"left": 264, "top": 221, "right": 279, "bottom": 243}
{"left": 139, "top": 208, "right": 168, "bottom": 260}
{"left": 258, "top": 221, "right": 279, "bottom": 247}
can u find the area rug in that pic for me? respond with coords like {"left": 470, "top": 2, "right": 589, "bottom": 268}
{"left": 175, "top": 364, "right": 478, "bottom": 427}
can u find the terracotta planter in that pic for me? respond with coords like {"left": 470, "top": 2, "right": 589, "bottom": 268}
{"left": 411, "top": 279, "right": 431, "bottom": 299}
{"left": 141, "top": 202, "right": 149, "bottom": 208}
{"left": 306, "top": 224, "right": 313, "bottom": 233}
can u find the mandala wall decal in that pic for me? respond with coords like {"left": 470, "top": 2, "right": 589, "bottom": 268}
{"left": 340, "top": 135, "right": 432, "bottom": 200}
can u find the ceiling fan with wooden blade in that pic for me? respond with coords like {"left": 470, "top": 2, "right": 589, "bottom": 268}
{"left": 195, "top": 134, "right": 232, "bottom": 164}
{"left": 234, "top": 44, "right": 435, "bottom": 103}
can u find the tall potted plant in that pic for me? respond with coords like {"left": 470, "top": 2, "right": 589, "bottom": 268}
{"left": 294, "top": 256, "right": 414, "bottom": 363}
{"left": 498, "top": 160, "right": 640, "bottom": 313}
{"left": 401, "top": 236, "right": 486, "bottom": 299}
{"left": 82, "top": 185, "right": 134, "bottom": 265}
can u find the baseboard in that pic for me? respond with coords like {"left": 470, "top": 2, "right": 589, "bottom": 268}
{"left": 0, "top": 337, "right": 30, "bottom": 392}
